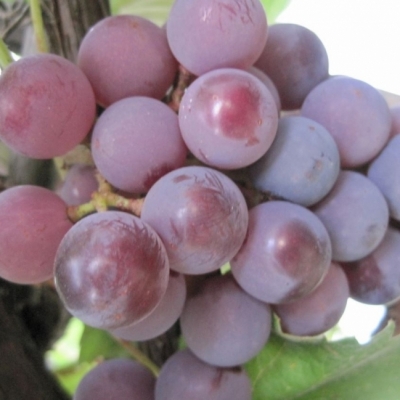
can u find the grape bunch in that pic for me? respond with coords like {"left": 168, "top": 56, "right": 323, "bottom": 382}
{"left": 0, "top": 0, "right": 399, "bottom": 399}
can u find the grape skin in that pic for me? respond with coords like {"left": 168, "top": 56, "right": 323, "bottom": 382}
{"left": 368, "top": 135, "right": 400, "bottom": 221}
{"left": 179, "top": 68, "right": 278, "bottom": 169}
{"left": 255, "top": 23, "right": 329, "bottom": 110}
{"left": 141, "top": 166, "right": 249, "bottom": 275}
{"left": 180, "top": 274, "right": 271, "bottom": 367}
{"left": 78, "top": 15, "right": 177, "bottom": 107}
{"left": 389, "top": 105, "right": 400, "bottom": 138}
{"left": 301, "top": 76, "right": 391, "bottom": 167}
{"left": 55, "top": 211, "right": 169, "bottom": 330}
{"left": 91, "top": 97, "right": 187, "bottom": 194}
{"left": 274, "top": 262, "right": 349, "bottom": 336}
{"left": 57, "top": 164, "right": 98, "bottom": 206}
{"left": 249, "top": 115, "right": 340, "bottom": 206}
{"left": 110, "top": 271, "right": 186, "bottom": 341}
{"left": 167, "top": 0, "right": 268, "bottom": 76}
{"left": 155, "top": 349, "right": 252, "bottom": 400}
{"left": 0, "top": 185, "right": 73, "bottom": 284}
{"left": 231, "top": 200, "right": 332, "bottom": 304}
{"left": 248, "top": 66, "right": 281, "bottom": 112}
{"left": 342, "top": 227, "right": 400, "bottom": 305}
{"left": 312, "top": 170, "right": 389, "bottom": 262}
{"left": 0, "top": 54, "right": 96, "bottom": 159}
{"left": 74, "top": 358, "right": 155, "bottom": 400}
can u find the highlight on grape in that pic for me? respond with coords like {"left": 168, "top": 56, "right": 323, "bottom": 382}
{"left": 0, "top": 0, "right": 398, "bottom": 398}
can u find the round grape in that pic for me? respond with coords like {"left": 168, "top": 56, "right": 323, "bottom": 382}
{"left": 0, "top": 54, "right": 96, "bottom": 159}
{"left": 78, "top": 15, "right": 177, "bottom": 107}
{"left": 231, "top": 201, "right": 332, "bottom": 304}
{"left": 0, "top": 185, "right": 72, "bottom": 284}
{"left": 167, "top": 0, "right": 267, "bottom": 76}
{"left": 179, "top": 68, "right": 278, "bottom": 169}
{"left": 55, "top": 211, "right": 169, "bottom": 330}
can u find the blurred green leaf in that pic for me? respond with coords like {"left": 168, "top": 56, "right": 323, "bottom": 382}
{"left": 111, "top": 0, "right": 291, "bottom": 26}
{"left": 54, "top": 362, "right": 97, "bottom": 395}
{"left": 79, "top": 325, "right": 130, "bottom": 362}
{"left": 110, "top": 0, "right": 174, "bottom": 26}
{"left": 260, "top": 0, "right": 291, "bottom": 23}
{"left": 46, "top": 318, "right": 85, "bottom": 371}
{"left": 246, "top": 322, "right": 400, "bottom": 400}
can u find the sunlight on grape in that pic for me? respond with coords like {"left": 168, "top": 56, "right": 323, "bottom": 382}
{"left": 330, "top": 299, "right": 386, "bottom": 344}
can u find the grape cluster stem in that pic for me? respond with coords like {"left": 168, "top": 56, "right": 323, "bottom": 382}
{"left": 67, "top": 172, "right": 144, "bottom": 222}
{"left": 112, "top": 337, "right": 161, "bottom": 377}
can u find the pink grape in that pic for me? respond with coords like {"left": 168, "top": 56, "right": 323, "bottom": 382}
{"left": 141, "top": 166, "right": 248, "bottom": 274}
{"left": 57, "top": 164, "right": 98, "bottom": 206}
{"left": 0, "top": 54, "right": 96, "bottom": 159}
{"left": 179, "top": 68, "right": 278, "bottom": 169}
{"left": 0, "top": 185, "right": 72, "bottom": 284}
{"left": 78, "top": 15, "right": 178, "bottom": 107}
{"left": 91, "top": 97, "right": 187, "bottom": 194}
{"left": 231, "top": 201, "right": 332, "bottom": 304}
{"left": 167, "top": 0, "right": 268, "bottom": 76}
{"left": 111, "top": 271, "right": 186, "bottom": 341}
{"left": 55, "top": 211, "right": 169, "bottom": 330}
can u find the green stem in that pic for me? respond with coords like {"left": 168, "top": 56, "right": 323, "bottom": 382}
{"left": 0, "top": 37, "right": 13, "bottom": 69}
{"left": 67, "top": 202, "right": 96, "bottom": 222}
{"left": 113, "top": 337, "right": 160, "bottom": 377}
{"left": 30, "top": 0, "right": 49, "bottom": 53}
{"left": 67, "top": 193, "right": 144, "bottom": 223}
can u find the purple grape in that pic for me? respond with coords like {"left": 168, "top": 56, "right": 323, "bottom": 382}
{"left": 54, "top": 211, "right": 169, "bottom": 330}
{"left": 0, "top": 185, "right": 72, "bottom": 284}
{"left": 249, "top": 116, "right": 340, "bottom": 206}
{"left": 74, "top": 358, "right": 155, "bottom": 400}
{"left": 274, "top": 262, "right": 349, "bottom": 336}
{"left": 155, "top": 349, "right": 252, "bottom": 400}
{"left": 0, "top": 54, "right": 96, "bottom": 159}
{"left": 255, "top": 23, "right": 329, "bottom": 110}
{"left": 312, "top": 170, "right": 389, "bottom": 262}
{"left": 111, "top": 271, "right": 186, "bottom": 341}
{"left": 179, "top": 68, "right": 278, "bottom": 169}
{"left": 180, "top": 274, "right": 271, "bottom": 367}
{"left": 91, "top": 97, "right": 187, "bottom": 194}
{"left": 57, "top": 164, "right": 98, "bottom": 206}
{"left": 342, "top": 227, "right": 400, "bottom": 305}
{"left": 301, "top": 76, "right": 391, "bottom": 167}
{"left": 368, "top": 135, "right": 400, "bottom": 221}
{"left": 231, "top": 201, "right": 332, "bottom": 304}
{"left": 141, "top": 166, "right": 248, "bottom": 275}
{"left": 389, "top": 105, "right": 400, "bottom": 138}
{"left": 78, "top": 15, "right": 177, "bottom": 107}
{"left": 166, "top": 0, "right": 267, "bottom": 76}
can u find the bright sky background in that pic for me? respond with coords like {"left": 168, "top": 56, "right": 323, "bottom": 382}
{"left": 276, "top": 0, "right": 400, "bottom": 343}
{"left": 276, "top": 0, "right": 400, "bottom": 97}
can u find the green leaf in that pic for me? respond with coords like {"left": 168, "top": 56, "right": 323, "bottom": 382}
{"left": 79, "top": 325, "right": 130, "bottom": 363}
{"left": 46, "top": 318, "right": 85, "bottom": 371}
{"left": 54, "top": 362, "right": 98, "bottom": 395}
{"left": 110, "top": 0, "right": 174, "bottom": 26}
{"left": 261, "top": 0, "right": 291, "bottom": 24}
{"left": 246, "top": 322, "right": 400, "bottom": 400}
